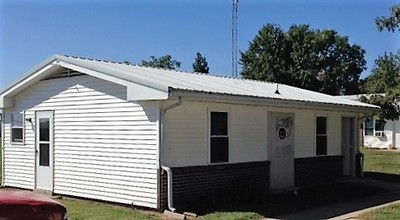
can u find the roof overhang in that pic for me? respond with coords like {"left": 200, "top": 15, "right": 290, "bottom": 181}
{"left": 56, "top": 59, "right": 168, "bottom": 101}
{"left": 169, "top": 89, "right": 380, "bottom": 113}
{"left": 0, "top": 55, "right": 169, "bottom": 108}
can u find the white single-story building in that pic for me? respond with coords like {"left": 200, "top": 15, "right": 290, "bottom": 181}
{"left": 0, "top": 55, "right": 378, "bottom": 212}
{"left": 342, "top": 94, "right": 398, "bottom": 149}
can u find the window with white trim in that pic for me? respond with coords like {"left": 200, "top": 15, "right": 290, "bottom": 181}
{"left": 210, "top": 112, "right": 229, "bottom": 163}
{"left": 364, "top": 120, "right": 374, "bottom": 136}
{"left": 11, "top": 112, "right": 24, "bottom": 143}
{"left": 364, "top": 119, "right": 385, "bottom": 136}
{"left": 316, "top": 116, "right": 327, "bottom": 155}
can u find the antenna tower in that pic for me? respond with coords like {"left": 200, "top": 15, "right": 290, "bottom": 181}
{"left": 232, "top": 0, "right": 238, "bottom": 78}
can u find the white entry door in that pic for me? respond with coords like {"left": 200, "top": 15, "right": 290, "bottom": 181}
{"left": 35, "top": 111, "right": 54, "bottom": 190}
{"left": 269, "top": 112, "right": 295, "bottom": 190}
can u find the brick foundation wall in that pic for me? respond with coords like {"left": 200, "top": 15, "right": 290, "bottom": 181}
{"left": 160, "top": 170, "right": 168, "bottom": 211}
{"left": 294, "top": 155, "right": 344, "bottom": 187}
{"left": 160, "top": 161, "right": 270, "bottom": 212}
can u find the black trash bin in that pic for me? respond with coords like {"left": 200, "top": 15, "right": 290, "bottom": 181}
{"left": 355, "top": 152, "right": 364, "bottom": 177}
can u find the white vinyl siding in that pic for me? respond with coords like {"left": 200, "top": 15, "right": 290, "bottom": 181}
{"left": 3, "top": 75, "right": 159, "bottom": 208}
{"left": 230, "top": 106, "right": 267, "bottom": 163}
{"left": 163, "top": 101, "right": 357, "bottom": 167}
{"left": 328, "top": 112, "right": 342, "bottom": 155}
{"left": 163, "top": 102, "right": 208, "bottom": 167}
{"left": 164, "top": 102, "right": 268, "bottom": 167}
{"left": 3, "top": 111, "right": 35, "bottom": 189}
{"left": 294, "top": 110, "right": 315, "bottom": 158}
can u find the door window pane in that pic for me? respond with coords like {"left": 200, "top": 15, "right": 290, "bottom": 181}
{"left": 39, "top": 144, "right": 50, "bottom": 166}
{"left": 39, "top": 118, "right": 49, "bottom": 142}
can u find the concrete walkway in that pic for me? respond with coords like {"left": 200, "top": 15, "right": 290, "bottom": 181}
{"left": 265, "top": 178, "right": 400, "bottom": 220}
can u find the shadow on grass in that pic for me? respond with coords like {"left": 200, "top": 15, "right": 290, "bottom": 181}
{"left": 193, "top": 179, "right": 400, "bottom": 219}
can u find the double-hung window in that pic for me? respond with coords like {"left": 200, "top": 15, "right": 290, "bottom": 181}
{"left": 316, "top": 116, "right": 327, "bottom": 155}
{"left": 364, "top": 119, "right": 385, "bottom": 136}
{"left": 364, "top": 120, "right": 374, "bottom": 136}
{"left": 11, "top": 112, "right": 25, "bottom": 143}
{"left": 210, "top": 112, "right": 229, "bottom": 163}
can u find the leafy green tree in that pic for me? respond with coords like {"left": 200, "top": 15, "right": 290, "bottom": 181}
{"left": 240, "top": 24, "right": 366, "bottom": 95}
{"left": 141, "top": 55, "right": 181, "bottom": 70}
{"left": 192, "top": 52, "right": 210, "bottom": 73}
{"left": 360, "top": 4, "right": 400, "bottom": 121}
{"left": 364, "top": 52, "right": 400, "bottom": 93}
{"left": 361, "top": 52, "right": 400, "bottom": 120}
{"left": 376, "top": 4, "right": 400, "bottom": 32}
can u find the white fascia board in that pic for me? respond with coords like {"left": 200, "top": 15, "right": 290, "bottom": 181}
{"left": 58, "top": 61, "right": 169, "bottom": 101}
{"left": 169, "top": 90, "right": 380, "bottom": 113}
{"left": 127, "top": 83, "right": 168, "bottom": 101}
{"left": 0, "top": 62, "right": 58, "bottom": 108}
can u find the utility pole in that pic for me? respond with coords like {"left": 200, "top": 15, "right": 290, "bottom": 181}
{"left": 232, "top": 0, "right": 238, "bottom": 78}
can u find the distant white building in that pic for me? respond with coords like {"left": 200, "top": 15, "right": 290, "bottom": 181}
{"left": 342, "top": 94, "right": 398, "bottom": 149}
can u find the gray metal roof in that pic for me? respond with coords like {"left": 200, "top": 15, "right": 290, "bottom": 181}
{"left": 2, "top": 54, "right": 379, "bottom": 110}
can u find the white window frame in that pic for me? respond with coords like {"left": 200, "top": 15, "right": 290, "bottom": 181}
{"left": 208, "top": 109, "right": 230, "bottom": 164}
{"left": 11, "top": 111, "right": 25, "bottom": 144}
{"left": 364, "top": 119, "right": 385, "bottom": 137}
{"left": 364, "top": 119, "right": 374, "bottom": 136}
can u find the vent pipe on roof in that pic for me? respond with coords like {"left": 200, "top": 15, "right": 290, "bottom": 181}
{"left": 274, "top": 83, "right": 280, "bottom": 95}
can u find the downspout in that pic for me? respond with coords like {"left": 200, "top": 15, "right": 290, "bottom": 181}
{"left": 1, "top": 110, "right": 4, "bottom": 187}
{"left": 0, "top": 109, "right": 5, "bottom": 186}
{"left": 159, "top": 97, "right": 183, "bottom": 212}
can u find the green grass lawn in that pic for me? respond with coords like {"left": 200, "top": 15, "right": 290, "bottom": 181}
{"left": 358, "top": 203, "right": 400, "bottom": 220}
{"left": 56, "top": 198, "right": 160, "bottom": 220}
{"left": 199, "top": 212, "right": 264, "bottom": 220}
{"left": 363, "top": 149, "right": 400, "bottom": 175}
{"left": 358, "top": 149, "right": 400, "bottom": 219}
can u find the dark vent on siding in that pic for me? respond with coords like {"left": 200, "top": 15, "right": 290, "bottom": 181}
{"left": 43, "top": 69, "right": 85, "bottom": 80}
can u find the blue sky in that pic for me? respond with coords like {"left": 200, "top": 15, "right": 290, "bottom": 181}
{"left": 0, "top": 0, "right": 399, "bottom": 90}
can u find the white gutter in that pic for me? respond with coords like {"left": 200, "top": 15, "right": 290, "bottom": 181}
{"left": 169, "top": 90, "right": 379, "bottom": 113}
{"left": 159, "top": 97, "right": 183, "bottom": 212}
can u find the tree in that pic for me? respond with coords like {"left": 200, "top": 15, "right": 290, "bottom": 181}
{"left": 376, "top": 4, "right": 400, "bottom": 32}
{"left": 361, "top": 51, "right": 400, "bottom": 120}
{"left": 363, "top": 52, "right": 400, "bottom": 94}
{"left": 192, "top": 52, "right": 210, "bottom": 73}
{"left": 360, "top": 4, "right": 400, "bottom": 121}
{"left": 240, "top": 24, "right": 366, "bottom": 95}
{"left": 141, "top": 55, "right": 181, "bottom": 70}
